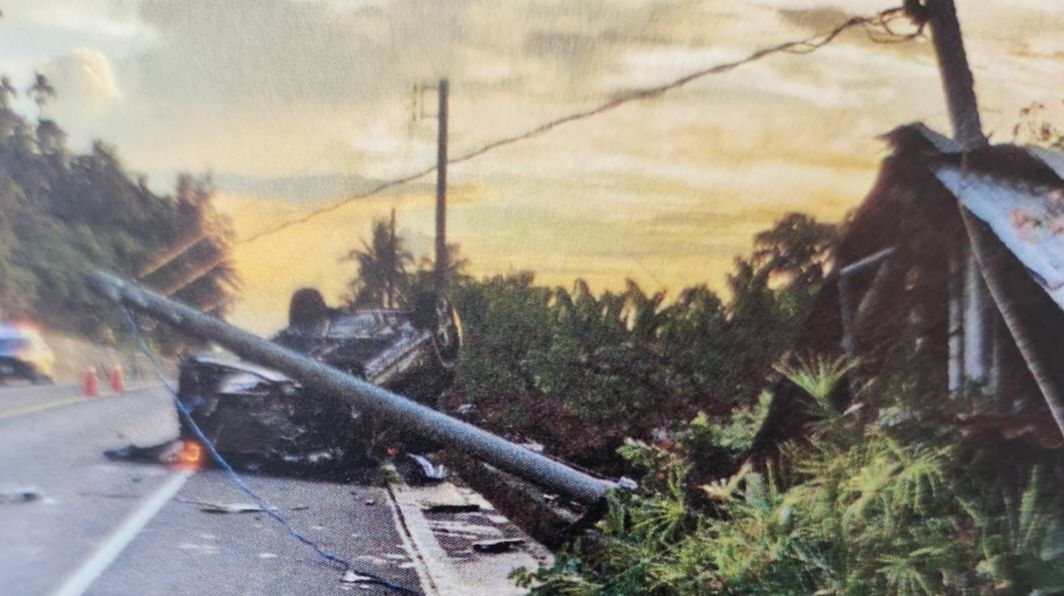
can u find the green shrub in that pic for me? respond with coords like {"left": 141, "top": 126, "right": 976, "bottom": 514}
{"left": 515, "top": 362, "right": 1064, "bottom": 595}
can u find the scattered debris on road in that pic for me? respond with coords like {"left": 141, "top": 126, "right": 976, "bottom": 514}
{"left": 339, "top": 569, "right": 376, "bottom": 584}
{"left": 177, "top": 542, "right": 221, "bottom": 556}
{"left": 76, "top": 491, "right": 141, "bottom": 500}
{"left": 104, "top": 439, "right": 182, "bottom": 464}
{"left": 0, "top": 487, "right": 43, "bottom": 504}
{"left": 421, "top": 503, "right": 480, "bottom": 514}
{"left": 177, "top": 497, "right": 277, "bottom": 514}
{"left": 198, "top": 502, "right": 271, "bottom": 514}
{"left": 176, "top": 496, "right": 309, "bottom": 514}
{"left": 406, "top": 454, "right": 447, "bottom": 481}
{"left": 471, "top": 538, "right": 525, "bottom": 554}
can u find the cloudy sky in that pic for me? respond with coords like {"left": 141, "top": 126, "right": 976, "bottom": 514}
{"left": 2, "top": 0, "right": 1062, "bottom": 332}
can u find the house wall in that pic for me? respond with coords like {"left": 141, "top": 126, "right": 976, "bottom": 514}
{"left": 750, "top": 130, "right": 1063, "bottom": 458}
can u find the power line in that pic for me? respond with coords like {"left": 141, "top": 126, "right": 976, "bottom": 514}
{"left": 239, "top": 6, "right": 920, "bottom": 246}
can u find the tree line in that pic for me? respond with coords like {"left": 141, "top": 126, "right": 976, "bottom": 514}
{"left": 343, "top": 209, "right": 836, "bottom": 471}
{"left": 0, "top": 73, "right": 238, "bottom": 352}
{"left": 346, "top": 204, "right": 1064, "bottom": 595}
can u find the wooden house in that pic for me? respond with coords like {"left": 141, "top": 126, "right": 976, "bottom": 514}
{"left": 751, "top": 123, "right": 1064, "bottom": 454}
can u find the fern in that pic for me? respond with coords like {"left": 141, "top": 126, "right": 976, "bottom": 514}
{"left": 775, "top": 355, "right": 858, "bottom": 418}
{"left": 518, "top": 358, "right": 1064, "bottom": 596}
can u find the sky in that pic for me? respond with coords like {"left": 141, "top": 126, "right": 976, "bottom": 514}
{"left": 1, "top": 0, "right": 1062, "bottom": 333}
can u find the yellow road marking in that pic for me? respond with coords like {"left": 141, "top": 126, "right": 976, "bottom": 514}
{"left": 0, "top": 383, "right": 163, "bottom": 421}
{"left": 0, "top": 396, "right": 91, "bottom": 420}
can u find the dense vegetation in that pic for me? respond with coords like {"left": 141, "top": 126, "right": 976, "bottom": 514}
{"left": 344, "top": 208, "right": 1064, "bottom": 594}
{"left": 0, "top": 74, "right": 237, "bottom": 351}
{"left": 344, "top": 211, "right": 836, "bottom": 472}
{"left": 512, "top": 359, "right": 1064, "bottom": 595}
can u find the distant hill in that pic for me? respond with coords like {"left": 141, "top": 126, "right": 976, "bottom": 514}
{"left": 0, "top": 81, "right": 238, "bottom": 353}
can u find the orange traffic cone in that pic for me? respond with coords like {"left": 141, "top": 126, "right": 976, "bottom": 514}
{"left": 109, "top": 364, "right": 125, "bottom": 393}
{"left": 83, "top": 367, "right": 100, "bottom": 397}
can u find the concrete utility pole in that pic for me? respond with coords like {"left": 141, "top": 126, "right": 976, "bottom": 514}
{"left": 91, "top": 270, "right": 620, "bottom": 504}
{"left": 435, "top": 79, "right": 449, "bottom": 297}
{"left": 925, "top": 0, "right": 1064, "bottom": 438}
{"left": 389, "top": 207, "right": 398, "bottom": 309}
{"left": 926, "top": 0, "right": 985, "bottom": 150}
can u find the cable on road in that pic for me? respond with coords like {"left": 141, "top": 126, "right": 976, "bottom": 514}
{"left": 238, "top": 5, "right": 922, "bottom": 246}
{"left": 121, "top": 307, "right": 422, "bottom": 596}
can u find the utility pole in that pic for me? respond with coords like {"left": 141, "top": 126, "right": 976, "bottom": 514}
{"left": 926, "top": 0, "right": 985, "bottom": 149}
{"left": 925, "top": 0, "right": 1064, "bottom": 438}
{"left": 388, "top": 207, "right": 397, "bottom": 309}
{"left": 91, "top": 270, "right": 621, "bottom": 504}
{"left": 435, "top": 79, "right": 449, "bottom": 298}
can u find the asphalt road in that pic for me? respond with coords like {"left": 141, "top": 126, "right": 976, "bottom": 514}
{"left": 0, "top": 384, "right": 421, "bottom": 596}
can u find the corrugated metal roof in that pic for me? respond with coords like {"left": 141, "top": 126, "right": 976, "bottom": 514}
{"left": 933, "top": 144, "right": 1064, "bottom": 310}
{"left": 1027, "top": 145, "right": 1064, "bottom": 180}
{"left": 911, "top": 122, "right": 960, "bottom": 154}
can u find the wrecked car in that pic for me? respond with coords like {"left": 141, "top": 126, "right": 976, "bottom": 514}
{"left": 176, "top": 288, "right": 461, "bottom": 471}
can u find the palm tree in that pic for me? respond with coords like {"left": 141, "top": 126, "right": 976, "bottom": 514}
{"left": 0, "top": 76, "right": 20, "bottom": 139}
{"left": 27, "top": 72, "right": 56, "bottom": 112}
{"left": 0, "top": 75, "right": 17, "bottom": 109}
{"left": 344, "top": 209, "right": 413, "bottom": 308}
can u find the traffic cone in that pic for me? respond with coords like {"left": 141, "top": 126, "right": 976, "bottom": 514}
{"left": 83, "top": 367, "right": 100, "bottom": 397}
{"left": 109, "top": 364, "right": 125, "bottom": 393}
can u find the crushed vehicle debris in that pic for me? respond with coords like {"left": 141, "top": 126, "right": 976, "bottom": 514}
{"left": 176, "top": 498, "right": 277, "bottom": 514}
{"left": 176, "top": 288, "right": 462, "bottom": 472}
{"left": 422, "top": 503, "right": 480, "bottom": 514}
{"left": 195, "top": 502, "right": 270, "bottom": 514}
{"left": 406, "top": 453, "right": 447, "bottom": 482}
{"left": 92, "top": 269, "right": 621, "bottom": 505}
{"left": 471, "top": 538, "right": 525, "bottom": 554}
{"left": 104, "top": 439, "right": 183, "bottom": 464}
{"left": 339, "top": 569, "right": 375, "bottom": 584}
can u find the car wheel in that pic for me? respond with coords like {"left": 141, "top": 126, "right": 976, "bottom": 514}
{"left": 28, "top": 372, "right": 54, "bottom": 385}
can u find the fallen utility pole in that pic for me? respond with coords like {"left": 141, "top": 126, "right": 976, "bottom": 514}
{"left": 89, "top": 270, "right": 620, "bottom": 504}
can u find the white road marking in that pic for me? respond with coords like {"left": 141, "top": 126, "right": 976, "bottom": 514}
{"left": 50, "top": 469, "right": 193, "bottom": 596}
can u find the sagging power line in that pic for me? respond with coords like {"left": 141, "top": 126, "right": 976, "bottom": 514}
{"left": 239, "top": 6, "right": 922, "bottom": 246}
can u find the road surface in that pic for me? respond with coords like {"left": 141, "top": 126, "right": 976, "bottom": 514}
{"left": 0, "top": 383, "right": 418, "bottom": 595}
{"left": 0, "top": 383, "right": 547, "bottom": 596}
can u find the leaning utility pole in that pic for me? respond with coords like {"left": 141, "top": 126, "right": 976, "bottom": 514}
{"left": 435, "top": 78, "right": 449, "bottom": 297}
{"left": 926, "top": 0, "right": 985, "bottom": 149}
{"left": 925, "top": 0, "right": 1064, "bottom": 438}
